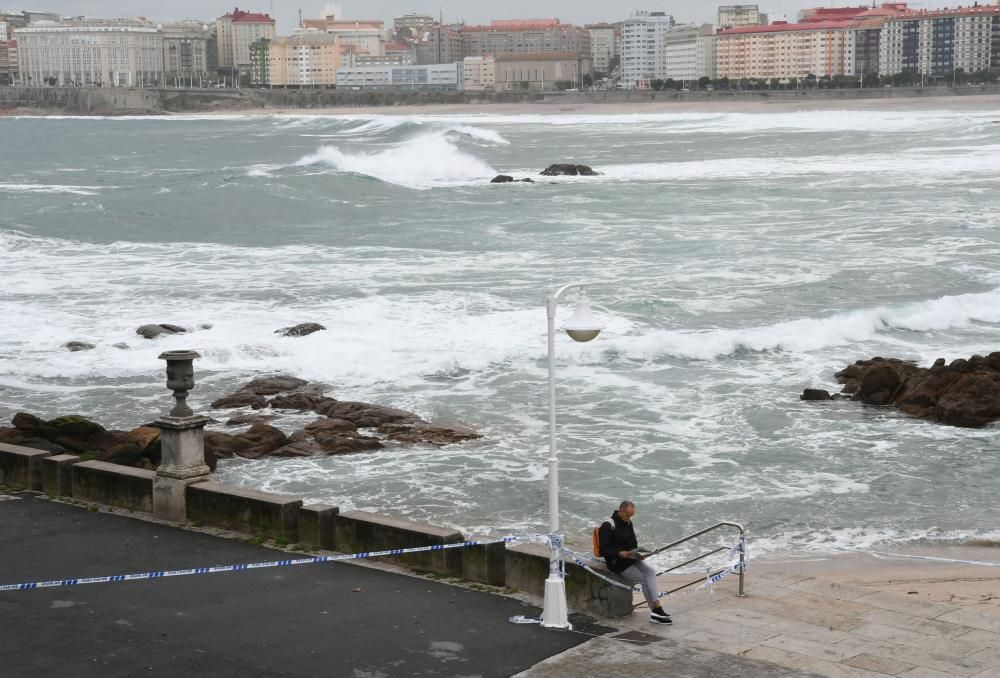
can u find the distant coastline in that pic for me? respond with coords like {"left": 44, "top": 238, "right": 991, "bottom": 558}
{"left": 2, "top": 84, "right": 1000, "bottom": 117}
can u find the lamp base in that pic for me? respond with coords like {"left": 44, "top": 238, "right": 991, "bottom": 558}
{"left": 541, "top": 575, "right": 572, "bottom": 629}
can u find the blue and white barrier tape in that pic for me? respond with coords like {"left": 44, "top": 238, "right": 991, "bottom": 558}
{"left": 0, "top": 536, "right": 523, "bottom": 593}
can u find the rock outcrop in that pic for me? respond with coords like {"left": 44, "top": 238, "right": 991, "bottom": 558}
{"left": 540, "top": 164, "right": 599, "bottom": 177}
{"left": 136, "top": 324, "right": 187, "bottom": 340}
{"left": 275, "top": 323, "right": 326, "bottom": 338}
{"left": 491, "top": 175, "right": 515, "bottom": 183}
{"left": 803, "top": 352, "right": 1000, "bottom": 428}
{"left": 64, "top": 341, "right": 96, "bottom": 352}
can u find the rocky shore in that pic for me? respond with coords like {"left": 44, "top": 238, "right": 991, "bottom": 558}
{"left": 802, "top": 351, "right": 1000, "bottom": 428}
{"left": 0, "top": 375, "right": 481, "bottom": 472}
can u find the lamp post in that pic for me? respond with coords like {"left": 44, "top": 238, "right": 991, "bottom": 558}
{"left": 542, "top": 283, "right": 604, "bottom": 629}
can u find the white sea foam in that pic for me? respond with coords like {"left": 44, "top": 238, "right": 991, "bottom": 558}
{"left": 0, "top": 183, "right": 104, "bottom": 195}
{"left": 294, "top": 132, "right": 498, "bottom": 189}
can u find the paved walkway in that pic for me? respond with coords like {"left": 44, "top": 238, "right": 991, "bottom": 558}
{"left": 553, "top": 563, "right": 1000, "bottom": 677}
{"left": 0, "top": 493, "right": 591, "bottom": 678}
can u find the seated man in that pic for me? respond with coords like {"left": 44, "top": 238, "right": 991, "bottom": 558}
{"left": 598, "top": 500, "right": 672, "bottom": 625}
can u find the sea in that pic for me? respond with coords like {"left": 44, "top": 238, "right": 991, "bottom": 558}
{"left": 2, "top": 107, "right": 999, "bottom": 562}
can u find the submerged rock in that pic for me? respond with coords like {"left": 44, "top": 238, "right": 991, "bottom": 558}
{"left": 540, "top": 164, "right": 599, "bottom": 177}
{"left": 211, "top": 375, "right": 311, "bottom": 410}
{"left": 378, "top": 421, "right": 482, "bottom": 446}
{"left": 314, "top": 401, "right": 420, "bottom": 428}
{"left": 800, "top": 389, "right": 832, "bottom": 402}
{"left": 491, "top": 175, "right": 515, "bottom": 183}
{"left": 136, "top": 324, "right": 187, "bottom": 340}
{"left": 275, "top": 323, "right": 326, "bottom": 338}
{"left": 64, "top": 341, "right": 96, "bottom": 352}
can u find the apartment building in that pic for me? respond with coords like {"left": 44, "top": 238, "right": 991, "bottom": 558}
{"left": 16, "top": 18, "right": 164, "bottom": 87}
{"left": 415, "top": 25, "right": 463, "bottom": 65}
{"left": 0, "top": 39, "right": 16, "bottom": 84}
{"left": 462, "top": 55, "right": 496, "bottom": 91}
{"left": 717, "top": 5, "right": 768, "bottom": 30}
{"left": 302, "top": 16, "right": 385, "bottom": 57}
{"left": 621, "top": 11, "right": 674, "bottom": 88}
{"left": 161, "top": 21, "right": 211, "bottom": 83}
{"left": 664, "top": 24, "right": 717, "bottom": 81}
{"left": 0, "top": 20, "right": 8, "bottom": 41}
{"left": 462, "top": 19, "right": 591, "bottom": 60}
{"left": 394, "top": 14, "right": 435, "bottom": 40}
{"left": 336, "top": 62, "right": 459, "bottom": 89}
{"left": 880, "top": 4, "right": 1000, "bottom": 77}
{"left": 586, "top": 23, "right": 617, "bottom": 75}
{"left": 266, "top": 32, "right": 341, "bottom": 87}
{"left": 216, "top": 8, "right": 275, "bottom": 72}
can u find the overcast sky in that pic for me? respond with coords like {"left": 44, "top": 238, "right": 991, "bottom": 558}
{"left": 25, "top": 1, "right": 880, "bottom": 33}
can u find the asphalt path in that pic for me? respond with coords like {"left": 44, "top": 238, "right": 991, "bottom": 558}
{"left": 0, "top": 493, "right": 602, "bottom": 677}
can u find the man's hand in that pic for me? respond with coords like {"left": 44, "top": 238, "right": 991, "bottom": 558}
{"left": 619, "top": 551, "right": 633, "bottom": 559}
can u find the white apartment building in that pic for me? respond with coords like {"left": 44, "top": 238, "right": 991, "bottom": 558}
{"left": 621, "top": 11, "right": 674, "bottom": 88}
{"left": 717, "top": 5, "right": 768, "bottom": 30}
{"left": 336, "top": 62, "right": 458, "bottom": 89}
{"left": 462, "top": 55, "right": 495, "bottom": 91}
{"left": 16, "top": 18, "right": 164, "bottom": 87}
{"left": 303, "top": 16, "right": 385, "bottom": 57}
{"left": 664, "top": 23, "right": 717, "bottom": 81}
{"left": 587, "top": 24, "right": 616, "bottom": 75}
{"left": 216, "top": 8, "right": 275, "bottom": 71}
{"left": 0, "top": 20, "right": 9, "bottom": 41}
{"left": 880, "top": 5, "right": 1000, "bottom": 77}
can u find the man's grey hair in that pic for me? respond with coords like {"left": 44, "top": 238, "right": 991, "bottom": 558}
{"left": 619, "top": 500, "right": 635, "bottom": 511}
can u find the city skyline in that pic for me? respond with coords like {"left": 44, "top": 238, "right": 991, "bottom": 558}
{"left": 11, "top": 1, "right": 892, "bottom": 33}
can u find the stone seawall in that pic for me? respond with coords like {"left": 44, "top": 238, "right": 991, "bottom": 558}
{"left": 1, "top": 84, "right": 999, "bottom": 116}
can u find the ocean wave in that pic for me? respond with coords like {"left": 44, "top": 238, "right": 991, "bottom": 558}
{"left": 0, "top": 183, "right": 105, "bottom": 195}
{"left": 614, "top": 287, "right": 1000, "bottom": 362}
{"left": 294, "top": 132, "right": 498, "bottom": 189}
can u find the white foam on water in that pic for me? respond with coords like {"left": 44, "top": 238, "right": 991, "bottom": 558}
{"left": 0, "top": 183, "right": 105, "bottom": 195}
{"left": 294, "top": 131, "right": 498, "bottom": 189}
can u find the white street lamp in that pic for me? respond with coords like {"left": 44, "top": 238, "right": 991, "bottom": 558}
{"left": 542, "top": 283, "right": 604, "bottom": 629}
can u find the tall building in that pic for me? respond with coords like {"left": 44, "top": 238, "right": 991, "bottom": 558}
{"left": 880, "top": 4, "right": 1000, "bottom": 77}
{"left": 621, "top": 11, "right": 674, "bottom": 89}
{"left": 161, "top": 21, "right": 211, "bottom": 84}
{"left": 716, "top": 4, "right": 914, "bottom": 81}
{"left": 267, "top": 33, "right": 341, "bottom": 87}
{"left": 462, "top": 19, "right": 591, "bottom": 60}
{"left": 717, "top": 5, "right": 768, "bottom": 30}
{"left": 586, "top": 23, "right": 616, "bottom": 75}
{"left": 216, "top": 8, "right": 275, "bottom": 73}
{"left": 0, "top": 39, "right": 16, "bottom": 84}
{"left": 415, "top": 24, "right": 463, "bottom": 64}
{"left": 302, "top": 15, "right": 385, "bottom": 57}
{"left": 462, "top": 55, "right": 495, "bottom": 91}
{"left": 664, "top": 24, "right": 717, "bottom": 82}
{"left": 0, "top": 20, "right": 8, "bottom": 41}
{"left": 336, "top": 62, "right": 459, "bottom": 89}
{"left": 16, "top": 18, "right": 164, "bottom": 87}
{"left": 394, "top": 14, "right": 435, "bottom": 40}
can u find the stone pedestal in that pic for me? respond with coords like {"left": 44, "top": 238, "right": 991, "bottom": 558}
{"left": 153, "top": 415, "right": 211, "bottom": 522}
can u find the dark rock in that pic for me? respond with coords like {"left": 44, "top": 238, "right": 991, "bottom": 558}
{"left": 274, "top": 428, "right": 383, "bottom": 457}
{"left": 540, "top": 164, "right": 600, "bottom": 177}
{"left": 314, "top": 401, "right": 420, "bottom": 428}
{"left": 275, "top": 323, "right": 326, "bottom": 338}
{"left": 269, "top": 392, "right": 336, "bottom": 412}
{"left": 231, "top": 423, "right": 288, "bottom": 460}
{"left": 101, "top": 442, "right": 144, "bottom": 466}
{"left": 12, "top": 412, "right": 43, "bottom": 431}
{"left": 305, "top": 418, "right": 358, "bottom": 434}
{"left": 23, "top": 415, "right": 128, "bottom": 454}
{"left": 204, "top": 431, "right": 249, "bottom": 460}
{"left": 826, "top": 352, "right": 1000, "bottom": 428}
{"left": 491, "top": 175, "right": 515, "bottom": 183}
{"left": 226, "top": 413, "right": 279, "bottom": 426}
{"left": 64, "top": 341, "right": 96, "bottom": 352}
{"left": 240, "top": 375, "right": 309, "bottom": 396}
{"left": 378, "top": 421, "right": 482, "bottom": 446}
{"left": 520, "top": 178, "right": 535, "bottom": 183}
{"left": 136, "top": 324, "right": 187, "bottom": 340}
{"left": 210, "top": 392, "right": 268, "bottom": 410}
{"left": 800, "top": 389, "right": 832, "bottom": 402}
{"left": 0, "top": 426, "right": 70, "bottom": 454}
{"left": 112, "top": 343, "right": 130, "bottom": 350}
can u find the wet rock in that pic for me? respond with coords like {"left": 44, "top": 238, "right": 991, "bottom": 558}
{"left": 273, "top": 428, "right": 383, "bottom": 457}
{"left": 491, "top": 175, "right": 515, "bottom": 183}
{"left": 225, "top": 413, "right": 279, "bottom": 427}
{"left": 231, "top": 423, "right": 288, "bottom": 460}
{"left": 269, "top": 392, "right": 335, "bottom": 412}
{"left": 11, "top": 414, "right": 128, "bottom": 454}
{"left": 305, "top": 418, "right": 358, "bottom": 434}
{"left": 378, "top": 421, "right": 482, "bottom": 446}
{"left": 800, "top": 389, "right": 832, "bottom": 402}
{"left": 64, "top": 341, "right": 96, "bottom": 352}
{"left": 204, "top": 431, "right": 248, "bottom": 460}
{"left": 112, "top": 343, "right": 130, "bottom": 350}
{"left": 540, "top": 164, "right": 600, "bottom": 177}
{"left": 136, "top": 324, "right": 187, "bottom": 340}
{"left": 211, "top": 376, "right": 318, "bottom": 410}
{"left": 211, "top": 392, "right": 268, "bottom": 410}
{"left": 824, "top": 352, "right": 1000, "bottom": 428}
{"left": 275, "top": 323, "right": 326, "bottom": 338}
{"left": 520, "top": 178, "right": 535, "bottom": 183}
{"left": 240, "top": 376, "right": 309, "bottom": 396}
{"left": 314, "top": 401, "right": 420, "bottom": 428}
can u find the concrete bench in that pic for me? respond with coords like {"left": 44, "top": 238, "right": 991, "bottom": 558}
{"left": 334, "top": 510, "right": 465, "bottom": 578}
{"left": 186, "top": 482, "right": 301, "bottom": 541}
{"left": 72, "top": 461, "right": 154, "bottom": 513}
{"left": 505, "top": 543, "right": 634, "bottom": 618}
{"left": 0, "top": 443, "right": 52, "bottom": 491}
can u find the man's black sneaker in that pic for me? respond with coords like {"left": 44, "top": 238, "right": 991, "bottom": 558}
{"left": 650, "top": 609, "right": 672, "bottom": 625}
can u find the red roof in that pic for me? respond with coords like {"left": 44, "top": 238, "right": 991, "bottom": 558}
{"left": 220, "top": 7, "right": 274, "bottom": 24}
{"left": 490, "top": 19, "right": 560, "bottom": 28}
{"left": 718, "top": 3, "right": 916, "bottom": 36}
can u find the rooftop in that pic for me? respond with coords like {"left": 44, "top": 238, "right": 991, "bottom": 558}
{"left": 219, "top": 8, "right": 274, "bottom": 24}
{"left": 495, "top": 51, "right": 588, "bottom": 62}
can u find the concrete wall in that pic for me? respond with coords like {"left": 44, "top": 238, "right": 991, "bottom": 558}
{"left": 506, "top": 542, "right": 634, "bottom": 618}
{"left": 0, "top": 443, "right": 51, "bottom": 491}
{"left": 335, "top": 510, "right": 465, "bottom": 578}
{"left": 72, "top": 460, "right": 154, "bottom": 513}
{"left": 186, "top": 481, "right": 301, "bottom": 541}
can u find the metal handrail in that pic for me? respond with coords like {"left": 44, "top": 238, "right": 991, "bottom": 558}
{"left": 632, "top": 521, "right": 746, "bottom": 609}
